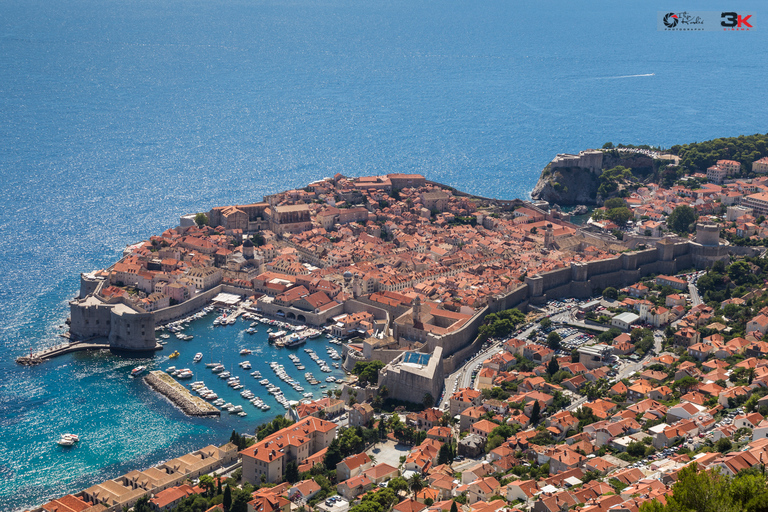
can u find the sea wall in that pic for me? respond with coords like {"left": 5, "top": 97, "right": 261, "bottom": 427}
{"left": 143, "top": 371, "right": 220, "bottom": 417}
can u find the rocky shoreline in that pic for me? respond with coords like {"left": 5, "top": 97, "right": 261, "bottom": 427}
{"left": 144, "top": 371, "right": 220, "bottom": 417}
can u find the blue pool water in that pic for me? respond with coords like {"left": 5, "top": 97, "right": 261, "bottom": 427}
{"left": 0, "top": 0, "right": 766, "bottom": 509}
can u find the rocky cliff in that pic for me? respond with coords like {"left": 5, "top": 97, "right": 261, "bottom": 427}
{"left": 530, "top": 151, "right": 655, "bottom": 206}
{"left": 530, "top": 165, "right": 600, "bottom": 206}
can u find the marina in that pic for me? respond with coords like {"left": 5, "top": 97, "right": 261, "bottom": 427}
{"left": 143, "top": 307, "right": 347, "bottom": 420}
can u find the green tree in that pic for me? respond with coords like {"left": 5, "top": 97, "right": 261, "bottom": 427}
{"left": 540, "top": 317, "right": 552, "bottom": 330}
{"left": 223, "top": 485, "right": 232, "bottom": 512}
{"left": 673, "top": 375, "right": 699, "bottom": 393}
{"left": 423, "top": 393, "right": 434, "bottom": 409}
{"left": 530, "top": 401, "right": 541, "bottom": 425}
{"left": 285, "top": 460, "right": 299, "bottom": 483}
{"left": 323, "top": 437, "right": 343, "bottom": 468}
{"left": 716, "top": 437, "right": 733, "bottom": 453}
{"left": 668, "top": 205, "right": 698, "bottom": 234}
{"left": 231, "top": 488, "right": 252, "bottom": 512}
{"left": 257, "top": 416, "right": 294, "bottom": 440}
{"left": 547, "top": 357, "right": 560, "bottom": 376}
{"left": 438, "top": 442, "right": 453, "bottom": 465}
{"left": 450, "top": 501, "right": 459, "bottom": 512}
{"left": 353, "top": 361, "right": 385, "bottom": 386}
{"left": 639, "top": 463, "right": 738, "bottom": 512}
{"left": 627, "top": 441, "right": 646, "bottom": 458}
{"left": 604, "top": 197, "right": 627, "bottom": 209}
{"left": 603, "top": 287, "right": 618, "bottom": 300}
{"left": 194, "top": 212, "right": 209, "bottom": 227}
{"left": 409, "top": 473, "right": 424, "bottom": 496}
{"left": 606, "top": 207, "right": 633, "bottom": 225}
{"left": 547, "top": 332, "right": 562, "bottom": 350}
{"left": 388, "top": 476, "right": 409, "bottom": 494}
{"left": 133, "top": 496, "right": 152, "bottom": 512}
{"left": 198, "top": 474, "right": 215, "bottom": 497}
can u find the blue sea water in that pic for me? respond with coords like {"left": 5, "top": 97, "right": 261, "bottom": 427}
{"left": 0, "top": 0, "right": 766, "bottom": 508}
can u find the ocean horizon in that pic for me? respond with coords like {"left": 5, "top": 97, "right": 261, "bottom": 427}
{"left": 1, "top": 0, "right": 766, "bottom": 509}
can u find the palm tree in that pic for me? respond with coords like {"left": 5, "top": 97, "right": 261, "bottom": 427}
{"left": 409, "top": 473, "right": 424, "bottom": 497}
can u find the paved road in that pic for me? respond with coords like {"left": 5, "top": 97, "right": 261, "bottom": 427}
{"left": 439, "top": 324, "right": 540, "bottom": 410}
{"left": 688, "top": 281, "right": 702, "bottom": 306}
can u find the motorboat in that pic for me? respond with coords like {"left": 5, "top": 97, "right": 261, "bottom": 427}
{"left": 239, "top": 349, "right": 252, "bottom": 356}
{"left": 131, "top": 366, "right": 147, "bottom": 377}
{"left": 169, "top": 351, "right": 180, "bottom": 358}
{"left": 193, "top": 353, "right": 203, "bottom": 363}
{"left": 57, "top": 433, "right": 79, "bottom": 446}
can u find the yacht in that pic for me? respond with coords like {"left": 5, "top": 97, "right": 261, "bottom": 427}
{"left": 131, "top": 366, "right": 146, "bottom": 377}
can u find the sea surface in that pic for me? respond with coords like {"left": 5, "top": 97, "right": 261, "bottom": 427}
{"left": 0, "top": 0, "right": 766, "bottom": 509}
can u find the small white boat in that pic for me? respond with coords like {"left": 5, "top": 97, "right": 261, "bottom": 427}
{"left": 239, "top": 349, "right": 252, "bottom": 356}
{"left": 193, "top": 353, "right": 203, "bottom": 363}
{"left": 131, "top": 366, "right": 146, "bottom": 377}
{"left": 57, "top": 433, "right": 79, "bottom": 446}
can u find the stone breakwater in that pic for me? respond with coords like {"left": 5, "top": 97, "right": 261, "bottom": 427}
{"left": 144, "top": 371, "right": 220, "bottom": 417}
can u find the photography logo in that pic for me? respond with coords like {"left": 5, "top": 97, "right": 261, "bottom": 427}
{"left": 658, "top": 11, "right": 754, "bottom": 31}
{"left": 663, "top": 13, "right": 678, "bottom": 28}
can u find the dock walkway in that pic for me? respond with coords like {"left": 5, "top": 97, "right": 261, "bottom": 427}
{"left": 16, "top": 341, "right": 111, "bottom": 366}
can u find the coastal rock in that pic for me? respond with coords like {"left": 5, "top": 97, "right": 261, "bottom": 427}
{"left": 530, "top": 150, "right": 657, "bottom": 207}
{"left": 530, "top": 165, "right": 600, "bottom": 206}
{"left": 572, "top": 205, "right": 589, "bottom": 216}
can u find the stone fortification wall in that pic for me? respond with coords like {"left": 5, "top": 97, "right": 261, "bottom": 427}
{"left": 442, "top": 332, "right": 486, "bottom": 374}
{"left": 152, "top": 285, "right": 225, "bottom": 324}
{"left": 353, "top": 296, "right": 411, "bottom": 328}
{"left": 70, "top": 279, "right": 156, "bottom": 350}
{"left": 378, "top": 347, "right": 444, "bottom": 404}
{"left": 487, "top": 285, "right": 529, "bottom": 313}
{"left": 109, "top": 309, "right": 155, "bottom": 350}
{"left": 420, "top": 309, "right": 487, "bottom": 358}
{"left": 79, "top": 273, "right": 102, "bottom": 299}
{"left": 344, "top": 300, "right": 390, "bottom": 324}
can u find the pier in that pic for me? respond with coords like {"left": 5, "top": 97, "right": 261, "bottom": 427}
{"left": 15, "top": 341, "right": 112, "bottom": 366}
{"left": 15, "top": 340, "right": 163, "bottom": 366}
{"left": 144, "top": 371, "right": 220, "bottom": 417}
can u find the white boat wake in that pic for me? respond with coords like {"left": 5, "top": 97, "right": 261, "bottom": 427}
{"left": 593, "top": 73, "right": 655, "bottom": 80}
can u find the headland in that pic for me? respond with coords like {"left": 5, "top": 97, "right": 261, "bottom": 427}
{"left": 32, "top": 165, "right": 751, "bottom": 407}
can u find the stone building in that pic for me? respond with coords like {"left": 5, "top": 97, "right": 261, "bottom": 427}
{"left": 377, "top": 347, "right": 444, "bottom": 405}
